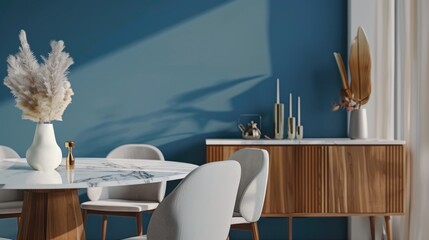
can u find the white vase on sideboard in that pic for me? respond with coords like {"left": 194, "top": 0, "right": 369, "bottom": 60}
{"left": 349, "top": 108, "right": 368, "bottom": 139}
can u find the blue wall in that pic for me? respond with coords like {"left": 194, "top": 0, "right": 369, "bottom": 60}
{"left": 0, "top": 0, "right": 348, "bottom": 239}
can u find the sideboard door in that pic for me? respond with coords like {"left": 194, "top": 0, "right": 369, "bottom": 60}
{"left": 328, "top": 146, "right": 387, "bottom": 213}
{"left": 264, "top": 146, "right": 295, "bottom": 215}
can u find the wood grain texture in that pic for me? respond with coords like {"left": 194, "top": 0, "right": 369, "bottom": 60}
{"left": 206, "top": 144, "right": 406, "bottom": 216}
{"left": 294, "top": 146, "right": 327, "bottom": 214}
{"left": 385, "top": 216, "right": 393, "bottom": 240}
{"left": 328, "top": 146, "right": 387, "bottom": 213}
{"left": 18, "top": 189, "right": 85, "bottom": 240}
{"left": 386, "top": 146, "right": 405, "bottom": 213}
{"left": 265, "top": 146, "right": 294, "bottom": 214}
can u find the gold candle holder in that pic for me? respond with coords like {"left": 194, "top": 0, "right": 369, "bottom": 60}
{"left": 287, "top": 117, "right": 296, "bottom": 140}
{"left": 274, "top": 103, "right": 284, "bottom": 139}
{"left": 65, "top": 141, "right": 75, "bottom": 169}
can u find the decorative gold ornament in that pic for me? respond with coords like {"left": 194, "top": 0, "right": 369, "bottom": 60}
{"left": 65, "top": 141, "right": 75, "bottom": 169}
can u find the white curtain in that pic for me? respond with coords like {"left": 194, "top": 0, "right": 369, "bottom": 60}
{"left": 393, "top": 0, "right": 429, "bottom": 239}
{"left": 349, "top": 0, "right": 429, "bottom": 239}
{"left": 373, "top": 0, "right": 395, "bottom": 139}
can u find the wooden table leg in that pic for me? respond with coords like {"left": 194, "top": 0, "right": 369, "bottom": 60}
{"left": 385, "top": 216, "right": 392, "bottom": 240}
{"left": 369, "top": 216, "right": 376, "bottom": 240}
{"left": 288, "top": 217, "right": 293, "bottom": 240}
{"left": 18, "top": 189, "right": 85, "bottom": 240}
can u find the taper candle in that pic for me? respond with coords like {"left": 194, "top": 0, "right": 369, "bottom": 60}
{"left": 298, "top": 96, "right": 301, "bottom": 126}
{"left": 289, "top": 93, "right": 292, "bottom": 117}
{"left": 276, "top": 79, "right": 280, "bottom": 104}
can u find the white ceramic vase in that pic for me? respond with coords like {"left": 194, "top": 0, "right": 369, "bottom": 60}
{"left": 26, "top": 123, "right": 62, "bottom": 171}
{"left": 349, "top": 108, "right": 368, "bottom": 139}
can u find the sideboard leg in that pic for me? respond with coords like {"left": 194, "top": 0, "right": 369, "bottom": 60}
{"left": 288, "top": 217, "right": 293, "bottom": 240}
{"left": 369, "top": 216, "right": 376, "bottom": 240}
{"left": 385, "top": 216, "right": 392, "bottom": 240}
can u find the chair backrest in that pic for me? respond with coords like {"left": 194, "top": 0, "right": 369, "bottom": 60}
{"left": 147, "top": 161, "right": 241, "bottom": 240}
{"left": 228, "top": 148, "right": 269, "bottom": 223}
{"left": 0, "top": 145, "right": 22, "bottom": 203}
{"left": 87, "top": 144, "right": 166, "bottom": 202}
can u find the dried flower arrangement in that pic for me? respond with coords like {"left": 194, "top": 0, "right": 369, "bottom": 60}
{"left": 3, "top": 30, "right": 74, "bottom": 122}
{"left": 332, "top": 27, "right": 371, "bottom": 112}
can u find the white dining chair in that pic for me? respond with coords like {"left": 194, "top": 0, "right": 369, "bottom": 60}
{"left": 81, "top": 144, "right": 166, "bottom": 240}
{"left": 227, "top": 148, "right": 269, "bottom": 240}
{"left": 124, "top": 160, "right": 241, "bottom": 240}
{"left": 0, "top": 145, "right": 22, "bottom": 228}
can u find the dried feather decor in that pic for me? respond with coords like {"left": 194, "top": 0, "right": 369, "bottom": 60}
{"left": 4, "top": 30, "right": 74, "bottom": 122}
{"left": 332, "top": 27, "right": 371, "bottom": 111}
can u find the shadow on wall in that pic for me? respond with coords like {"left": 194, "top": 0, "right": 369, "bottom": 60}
{"left": 76, "top": 74, "right": 265, "bottom": 161}
{"left": 52, "top": 0, "right": 274, "bottom": 163}
{"left": 0, "top": 0, "right": 273, "bottom": 156}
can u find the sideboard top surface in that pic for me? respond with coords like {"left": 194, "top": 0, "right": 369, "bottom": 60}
{"left": 206, "top": 138, "right": 405, "bottom": 145}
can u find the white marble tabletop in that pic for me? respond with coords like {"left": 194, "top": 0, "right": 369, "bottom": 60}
{"left": 0, "top": 158, "right": 198, "bottom": 190}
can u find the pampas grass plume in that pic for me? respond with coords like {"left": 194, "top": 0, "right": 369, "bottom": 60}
{"left": 4, "top": 30, "right": 74, "bottom": 122}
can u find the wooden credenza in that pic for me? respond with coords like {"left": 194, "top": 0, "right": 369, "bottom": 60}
{"left": 206, "top": 139, "right": 407, "bottom": 240}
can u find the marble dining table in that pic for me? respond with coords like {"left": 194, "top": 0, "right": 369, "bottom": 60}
{"left": 0, "top": 158, "right": 198, "bottom": 240}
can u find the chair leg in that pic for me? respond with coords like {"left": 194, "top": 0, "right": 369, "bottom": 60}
{"left": 16, "top": 216, "right": 21, "bottom": 239}
{"left": 251, "top": 222, "right": 259, "bottom": 240}
{"left": 231, "top": 223, "right": 259, "bottom": 240}
{"left": 82, "top": 210, "right": 87, "bottom": 227}
{"left": 136, "top": 213, "right": 143, "bottom": 235}
{"left": 102, "top": 215, "right": 108, "bottom": 240}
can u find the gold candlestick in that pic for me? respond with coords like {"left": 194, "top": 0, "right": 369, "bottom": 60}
{"left": 274, "top": 103, "right": 284, "bottom": 139}
{"left": 296, "top": 125, "right": 304, "bottom": 140}
{"left": 287, "top": 117, "right": 296, "bottom": 140}
{"left": 65, "top": 141, "right": 75, "bottom": 169}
